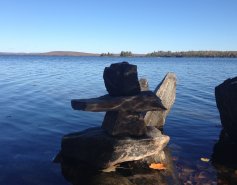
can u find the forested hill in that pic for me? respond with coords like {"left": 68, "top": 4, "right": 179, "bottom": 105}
{"left": 145, "top": 51, "right": 237, "bottom": 57}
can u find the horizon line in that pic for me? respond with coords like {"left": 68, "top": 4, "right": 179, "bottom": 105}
{"left": 1, "top": 50, "right": 237, "bottom": 55}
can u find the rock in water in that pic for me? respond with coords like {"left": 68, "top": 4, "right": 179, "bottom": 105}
{"left": 215, "top": 76, "right": 237, "bottom": 143}
{"left": 144, "top": 72, "right": 176, "bottom": 128}
{"left": 103, "top": 62, "right": 141, "bottom": 96}
{"left": 102, "top": 111, "right": 146, "bottom": 136}
{"left": 212, "top": 129, "right": 237, "bottom": 168}
{"left": 60, "top": 127, "right": 169, "bottom": 169}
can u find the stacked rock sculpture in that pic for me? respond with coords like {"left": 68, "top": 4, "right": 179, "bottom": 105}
{"left": 58, "top": 62, "right": 173, "bottom": 170}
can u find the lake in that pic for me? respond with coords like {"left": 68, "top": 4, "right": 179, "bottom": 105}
{"left": 0, "top": 56, "right": 236, "bottom": 185}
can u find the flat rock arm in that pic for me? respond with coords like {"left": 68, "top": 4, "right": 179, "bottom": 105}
{"left": 71, "top": 91, "right": 166, "bottom": 112}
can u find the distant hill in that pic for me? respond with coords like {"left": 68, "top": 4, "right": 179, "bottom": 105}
{"left": 40, "top": 51, "right": 99, "bottom": 56}
{"left": 0, "top": 51, "right": 99, "bottom": 56}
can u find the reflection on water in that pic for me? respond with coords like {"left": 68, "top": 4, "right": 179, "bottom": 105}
{"left": 0, "top": 56, "right": 237, "bottom": 184}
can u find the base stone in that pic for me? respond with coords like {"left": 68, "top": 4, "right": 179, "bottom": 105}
{"left": 59, "top": 127, "right": 169, "bottom": 169}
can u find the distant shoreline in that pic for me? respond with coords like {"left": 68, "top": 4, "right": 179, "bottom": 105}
{"left": 0, "top": 51, "right": 100, "bottom": 57}
{"left": 0, "top": 50, "right": 237, "bottom": 58}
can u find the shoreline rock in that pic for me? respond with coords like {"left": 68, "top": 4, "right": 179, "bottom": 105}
{"left": 215, "top": 76, "right": 237, "bottom": 143}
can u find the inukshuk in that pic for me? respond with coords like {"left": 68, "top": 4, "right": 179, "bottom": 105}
{"left": 59, "top": 62, "right": 171, "bottom": 169}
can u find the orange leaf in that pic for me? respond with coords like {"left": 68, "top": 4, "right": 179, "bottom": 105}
{"left": 149, "top": 163, "right": 167, "bottom": 170}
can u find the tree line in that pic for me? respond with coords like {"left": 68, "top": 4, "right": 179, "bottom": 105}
{"left": 100, "top": 51, "right": 237, "bottom": 57}
{"left": 146, "top": 51, "right": 237, "bottom": 58}
{"left": 100, "top": 51, "right": 133, "bottom": 57}
{"left": 100, "top": 52, "right": 114, "bottom": 57}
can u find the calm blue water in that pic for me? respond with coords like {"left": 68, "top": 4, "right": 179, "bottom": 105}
{"left": 0, "top": 56, "right": 236, "bottom": 184}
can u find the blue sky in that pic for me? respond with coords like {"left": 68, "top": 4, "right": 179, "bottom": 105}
{"left": 0, "top": 0, "right": 237, "bottom": 53}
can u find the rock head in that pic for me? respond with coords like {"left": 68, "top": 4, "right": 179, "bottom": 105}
{"left": 103, "top": 62, "right": 141, "bottom": 96}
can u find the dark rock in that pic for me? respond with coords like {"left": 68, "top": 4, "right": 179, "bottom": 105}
{"left": 215, "top": 76, "right": 237, "bottom": 142}
{"left": 103, "top": 62, "right": 141, "bottom": 96}
{"left": 212, "top": 129, "right": 237, "bottom": 168}
{"left": 211, "top": 129, "right": 237, "bottom": 185}
{"left": 144, "top": 73, "right": 176, "bottom": 128}
{"left": 91, "top": 173, "right": 134, "bottom": 185}
{"left": 71, "top": 91, "right": 166, "bottom": 112}
{"left": 128, "top": 173, "right": 167, "bottom": 185}
{"left": 102, "top": 111, "right": 146, "bottom": 136}
{"left": 60, "top": 127, "right": 169, "bottom": 169}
